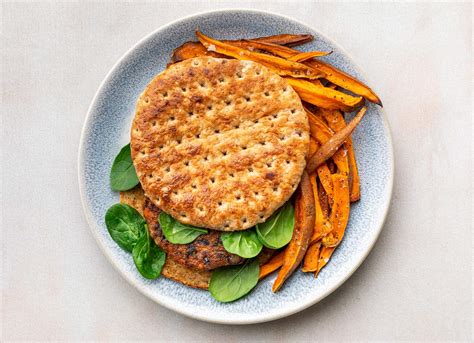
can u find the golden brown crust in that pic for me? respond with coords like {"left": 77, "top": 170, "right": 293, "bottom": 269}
{"left": 161, "top": 258, "right": 210, "bottom": 289}
{"left": 131, "top": 57, "right": 309, "bottom": 231}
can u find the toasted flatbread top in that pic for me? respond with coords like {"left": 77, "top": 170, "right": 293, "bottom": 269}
{"left": 131, "top": 57, "right": 309, "bottom": 230}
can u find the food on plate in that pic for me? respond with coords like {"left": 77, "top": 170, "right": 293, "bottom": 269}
{"left": 235, "top": 39, "right": 382, "bottom": 105}
{"left": 171, "top": 33, "right": 313, "bottom": 63}
{"left": 272, "top": 171, "right": 315, "bottom": 292}
{"left": 104, "top": 30, "right": 381, "bottom": 302}
{"left": 196, "top": 31, "right": 325, "bottom": 79}
{"left": 306, "top": 106, "right": 367, "bottom": 174}
{"left": 285, "top": 77, "right": 364, "bottom": 112}
{"left": 131, "top": 56, "right": 308, "bottom": 230}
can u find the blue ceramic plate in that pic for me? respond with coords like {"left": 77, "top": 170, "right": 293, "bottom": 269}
{"left": 78, "top": 9, "right": 393, "bottom": 324}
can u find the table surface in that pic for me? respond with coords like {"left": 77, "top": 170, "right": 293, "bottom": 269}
{"left": 2, "top": 1, "right": 472, "bottom": 341}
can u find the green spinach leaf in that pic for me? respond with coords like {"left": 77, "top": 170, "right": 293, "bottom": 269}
{"left": 158, "top": 212, "right": 208, "bottom": 244}
{"left": 132, "top": 226, "right": 166, "bottom": 279}
{"left": 221, "top": 229, "right": 262, "bottom": 258}
{"left": 105, "top": 203, "right": 146, "bottom": 252}
{"left": 110, "top": 143, "right": 139, "bottom": 191}
{"left": 256, "top": 202, "right": 295, "bottom": 249}
{"left": 209, "top": 259, "right": 260, "bottom": 303}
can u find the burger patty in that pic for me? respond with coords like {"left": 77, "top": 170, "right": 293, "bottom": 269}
{"left": 143, "top": 198, "right": 244, "bottom": 271}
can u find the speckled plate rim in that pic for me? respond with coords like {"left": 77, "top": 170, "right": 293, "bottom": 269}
{"left": 78, "top": 8, "right": 394, "bottom": 325}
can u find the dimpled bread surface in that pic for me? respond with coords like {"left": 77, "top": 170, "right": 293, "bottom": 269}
{"left": 131, "top": 57, "right": 309, "bottom": 231}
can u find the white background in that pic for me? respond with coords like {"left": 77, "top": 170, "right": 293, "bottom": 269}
{"left": 2, "top": 1, "right": 472, "bottom": 341}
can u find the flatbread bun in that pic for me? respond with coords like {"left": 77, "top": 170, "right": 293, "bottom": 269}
{"left": 131, "top": 57, "right": 309, "bottom": 231}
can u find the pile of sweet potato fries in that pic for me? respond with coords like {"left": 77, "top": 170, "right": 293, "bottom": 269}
{"left": 170, "top": 31, "right": 381, "bottom": 291}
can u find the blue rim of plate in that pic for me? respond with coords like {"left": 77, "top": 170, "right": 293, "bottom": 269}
{"left": 78, "top": 8, "right": 394, "bottom": 324}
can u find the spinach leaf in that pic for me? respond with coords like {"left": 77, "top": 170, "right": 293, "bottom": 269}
{"left": 105, "top": 203, "right": 146, "bottom": 252}
{"left": 110, "top": 143, "right": 139, "bottom": 191}
{"left": 158, "top": 212, "right": 208, "bottom": 244}
{"left": 209, "top": 259, "right": 260, "bottom": 303}
{"left": 256, "top": 202, "right": 295, "bottom": 249}
{"left": 132, "top": 226, "right": 166, "bottom": 279}
{"left": 221, "top": 229, "right": 262, "bottom": 258}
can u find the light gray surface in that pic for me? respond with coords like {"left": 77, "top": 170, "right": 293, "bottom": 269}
{"left": 1, "top": 1, "right": 472, "bottom": 341}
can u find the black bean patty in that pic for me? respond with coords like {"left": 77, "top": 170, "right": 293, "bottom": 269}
{"left": 144, "top": 198, "right": 245, "bottom": 271}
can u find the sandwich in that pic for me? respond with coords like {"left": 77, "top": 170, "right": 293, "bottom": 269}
{"left": 105, "top": 31, "right": 378, "bottom": 302}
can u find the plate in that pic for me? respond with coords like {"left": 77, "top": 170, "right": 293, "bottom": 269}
{"left": 78, "top": 9, "right": 393, "bottom": 324}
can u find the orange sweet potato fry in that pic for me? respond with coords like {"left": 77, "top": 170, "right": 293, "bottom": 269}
{"left": 286, "top": 77, "right": 364, "bottom": 112}
{"left": 327, "top": 160, "right": 337, "bottom": 173}
{"left": 307, "top": 110, "right": 333, "bottom": 143}
{"left": 306, "top": 109, "right": 349, "bottom": 179}
{"left": 196, "top": 31, "right": 325, "bottom": 79}
{"left": 171, "top": 41, "right": 225, "bottom": 63}
{"left": 251, "top": 34, "right": 313, "bottom": 46}
{"left": 302, "top": 242, "right": 321, "bottom": 272}
{"left": 316, "top": 164, "right": 334, "bottom": 203}
{"left": 287, "top": 50, "right": 332, "bottom": 62}
{"left": 318, "top": 109, "right": 361, "bottom": 202}
{"left": 318, "top": 181, "right": 330, "bottom": 219}
{"left": 245, "top": 40, "right": 382, "bottom": 105}
{"left": 259, "top": 250, "right": 285, "bottom": 280}
{"left": 314, "top": 175, "right": 350, "bottom": 276}
{"left": 322, "top": 174, "right": 350, "bottom": 248}
{"left": 171, "top": 34, "right": 314, "bottom": 63}
{"left": 307, "top": 138, "right": 319, "bottom": 163}
{"left": 315, "top": 245, "right": 334, "bottom": 277}
{"left": 272, "top": 171, "right": 315, "bottom": 292}
{"left": 307, "top": 107, "right": 367, "bottom": 174}
{"left": 309, "top": 174, "right": 331, "bottom": 244}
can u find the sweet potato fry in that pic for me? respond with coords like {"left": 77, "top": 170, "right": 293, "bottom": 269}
{"left": 314, "top": 175, "right": 350, "bottom": 276}
{"left": 196, "top": 31, "right": 325, "bottom": 79}
{"left": 286, "top": 77, "right": 364, "bottom": 112}
{"left": 306, "top": 109, "right": 349, "bottom": 178}
{"left": 171, "top": 34, "right": 314, "bottom": 63}
{"left": 242, "top": 40, "right": 306, "bottom": 57}
{"left": 308, "top": 60, "right": 382, "bottom": 106}
{"left": 251, "top": 33, "right": 313, "bottom": 46}
{"left": 245, "top": 40, "right": 382, "bottom": 105}
{"left": 307, "top": 110, "right": 333, "bottom": 142}
{"left": 318, "top": 109, "right": 361, "bottom": 202}
{"left": 316, "top": 164, "right": 334, "bottom": 202}
{"left": 327, "top": 160, "right": 337, "bottom": 174}
{"left": 272, "top": 171, "right": 315, "bottom": 292}
{"left": 259, "top": 250, "right": 285, "bottom": 280}
{"left": 309, "top": 173, "right": 331, "bottom": 244}
{"left": 322, "top": 174, "right": 350, "bottom": 248}
{"left": 307, "top": 108, "right": 332, "bottom": 132}
{"left": 318, "top": 180, "right": 330, "bottom": 218}
{"left": 307, "top": 107, "right": 367, "bottom": 174}
{"left": 302, "top": 242, "right": 321, "bottom": 272}
{"left": 288, "top": 50, "right": 332, "bottom": 62}
{"left": 308, "top": 138, "right": 319, "bottom": 163}
{"left": 171, "top": 41, "right": 225, "bottom": 63}
{"left": 315, "top": 246, "right": 334, "bottom": 277}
